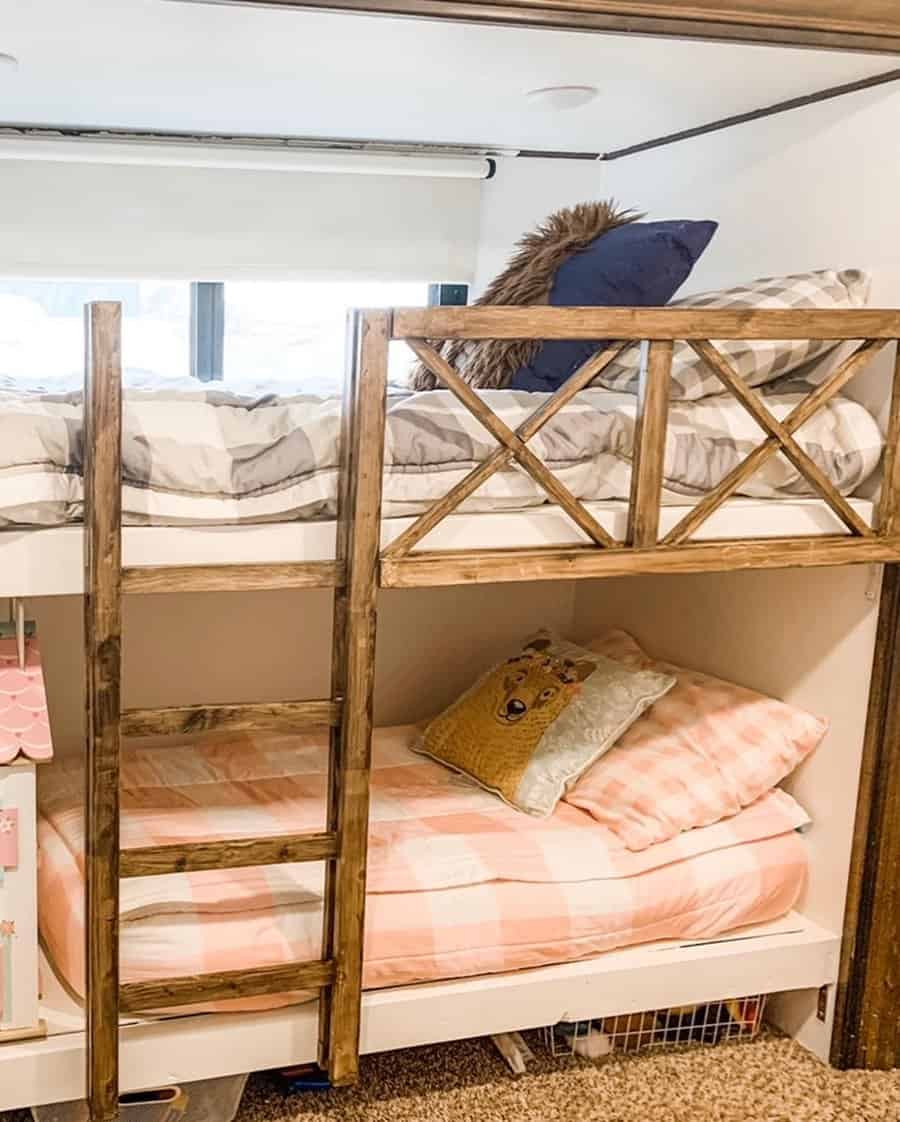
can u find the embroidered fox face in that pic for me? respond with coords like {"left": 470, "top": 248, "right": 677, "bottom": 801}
{"left": 495, "top": 642, "right": 595, "bottom": 727}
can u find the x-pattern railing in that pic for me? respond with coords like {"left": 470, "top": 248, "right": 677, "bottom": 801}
{"left": 383, "top": 340, "right": 629, "bottom": 557}
{"left": 384, "top": 314, "right": 896, "bottom": 559}
{"left": 663, "top": 338, "right": 887, "bottom": 544}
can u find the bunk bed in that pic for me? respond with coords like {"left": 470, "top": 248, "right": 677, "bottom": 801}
{"left": 2, "top": 300, "right": 900, "bottom": 1121}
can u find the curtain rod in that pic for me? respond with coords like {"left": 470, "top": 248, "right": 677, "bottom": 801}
{"left": 3, "top": 67, "right": 898, "bottom": 168}
{"left": 0, "top": 133, "right": 494, "bottom": 178}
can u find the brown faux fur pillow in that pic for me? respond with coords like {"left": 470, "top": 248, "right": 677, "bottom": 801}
{"left": 409, "top": 200, "right": 640, "bottom": 392}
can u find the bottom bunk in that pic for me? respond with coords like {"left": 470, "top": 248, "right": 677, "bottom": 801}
{"left": 37, "top": 726, "right": 811, "bottom": 1012}
{"left": 0, "top": 718, "right": 838, "bottom": 1112}
{"left": 0, "top": 563, "right": 878, "bottom": 1114}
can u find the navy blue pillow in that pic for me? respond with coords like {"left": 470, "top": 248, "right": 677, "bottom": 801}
{"left": 509, "top": 219, "right": 718, "bottom": 392}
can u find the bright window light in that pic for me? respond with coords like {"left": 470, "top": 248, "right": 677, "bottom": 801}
{"left": 0, "top": 279, "right": 190, "bottom": 381}
{"left": 223, "top": 280, "right": 428, "bottom": 389}
{"left": 0, "top": 278, "right": 431, "bottom": 391}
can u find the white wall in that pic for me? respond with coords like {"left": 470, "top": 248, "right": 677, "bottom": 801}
{"left": 477, "top": 83, "right": 900, "bottom": 422}
{"left": 479, "top": 84, "right": 900, "bottom": 300}
{"left": 600, "top": 84, "right": 900, "bottom": 306}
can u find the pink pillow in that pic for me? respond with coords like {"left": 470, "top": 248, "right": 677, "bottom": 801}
{"left": 563, "top": 631, "right": 827, "bottom": 851}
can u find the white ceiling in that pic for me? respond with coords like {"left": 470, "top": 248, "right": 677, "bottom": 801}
{"left": 0, "top": 0, "right": 891, "bottom": 151}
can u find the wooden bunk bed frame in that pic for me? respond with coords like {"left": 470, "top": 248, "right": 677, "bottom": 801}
{"left": 81, "top": 300, "right": 900, "bottom": 1121}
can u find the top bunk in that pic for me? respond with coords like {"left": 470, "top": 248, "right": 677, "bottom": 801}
{"left": 5, "top": 300, "right": 897, "bottom": 596}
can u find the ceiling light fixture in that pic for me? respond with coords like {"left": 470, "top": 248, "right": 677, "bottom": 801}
{"left": 0, "top": 53, "right": 18, "bottom": 72}
{"left": 526, "top": 85, "right": 598, "bottom": 111}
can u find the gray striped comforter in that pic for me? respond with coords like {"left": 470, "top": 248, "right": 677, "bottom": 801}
{"left": 0, "top": 373, "right": 883, "bottom": 527}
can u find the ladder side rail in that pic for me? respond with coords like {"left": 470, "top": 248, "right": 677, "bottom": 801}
{"left": 84, "top": 302, "right": 125, "bottom": 1122}
{"left": 320, "top": 309, "right": 390, "bottom": 1084}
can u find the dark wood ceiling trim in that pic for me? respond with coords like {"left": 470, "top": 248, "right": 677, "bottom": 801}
{"left": 209, "top": 0, "right": 900, "bottom": 54}
{"left": 599, "top": 68, "right": 900, "bottom": 161}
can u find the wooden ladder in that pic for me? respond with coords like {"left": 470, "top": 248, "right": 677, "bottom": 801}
{"left": 82, "top": 302, "right": 389, "bottom": 1122}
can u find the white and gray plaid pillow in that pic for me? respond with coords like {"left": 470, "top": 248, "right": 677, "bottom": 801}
{"left": 596, "top": 269, "right": 871, "bottom": 400}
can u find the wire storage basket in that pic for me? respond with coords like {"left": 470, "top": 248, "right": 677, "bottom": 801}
{"left": 543, "top": 994, "right": 767, "bottom": 1059}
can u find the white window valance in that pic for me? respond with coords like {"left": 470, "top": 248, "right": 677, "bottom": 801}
{"left": 0, "top": 157, "right": 481, "bottom": 281}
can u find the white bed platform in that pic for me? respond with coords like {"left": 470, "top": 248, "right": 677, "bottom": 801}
{"left": 0, "top": 496, "right": 875, "bottom": 597}
{"left": 1, "top": 910, "right": 837, "bottom": 1110}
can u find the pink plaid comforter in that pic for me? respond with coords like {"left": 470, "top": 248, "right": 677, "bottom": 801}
{"left": 38, "top": 726, "right": 809, "bottom": 1011}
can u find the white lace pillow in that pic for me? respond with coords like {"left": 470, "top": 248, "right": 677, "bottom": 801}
{"left": 596, "top": 268, "right": 871, "bottom": 400}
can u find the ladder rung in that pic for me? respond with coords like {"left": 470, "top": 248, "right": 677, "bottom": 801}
{"left": 122, "top": 561, "right": 343, "bottom": 594}
{"left": 120, "top": 959, "right": 336, "bottom": 1013}
{"left": 120, "top": 831, "right": 338, "bottom": 877}
{"left": 121, "top": 698, "right": 339, "bottom": 737}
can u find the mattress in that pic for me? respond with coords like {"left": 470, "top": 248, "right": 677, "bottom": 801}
{"left": 1, "top": 372, "right": 883, "bottom": 526}
{"left": 38, "top": 727, "right": 809, "bottom": 1013}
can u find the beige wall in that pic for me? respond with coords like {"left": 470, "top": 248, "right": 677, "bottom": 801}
{"left": 32, "top": 581, "right": 577, "bottom": 757}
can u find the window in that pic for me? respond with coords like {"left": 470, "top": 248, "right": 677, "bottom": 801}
{"left": 222, "top": 281, "right": 429, "bottom": 390}
{"left": 0, "top": 278, "right": 438, "bottom": 390}
{"left": 0, "top": 280, "right": 190, "bottom": 380}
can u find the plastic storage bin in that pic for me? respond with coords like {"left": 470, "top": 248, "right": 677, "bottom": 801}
{"left": 31, "top": 1073, "right": 248, "bottom": 1122}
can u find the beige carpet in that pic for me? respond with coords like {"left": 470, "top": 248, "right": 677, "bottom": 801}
{"left": 6, "top": 1032, "right": 899, "bottom": 1122}
{"left": 238, "top": 1031, "right": 899, "bottom": 1122}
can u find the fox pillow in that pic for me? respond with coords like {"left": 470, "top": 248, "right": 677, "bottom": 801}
{"left": 415, "top": 633, "right": 675, "bottom": 817}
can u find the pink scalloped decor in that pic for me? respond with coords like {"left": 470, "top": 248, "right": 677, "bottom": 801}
{"left": 0, "top": 639, "right": 53, "bottom": 765}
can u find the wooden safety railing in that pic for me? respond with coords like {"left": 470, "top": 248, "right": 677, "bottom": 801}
{"left": 82, "top": 304, "right": 387, "bottom": 1121}
{"left": 379, "top": 306, "right": 900, "bottom": 587}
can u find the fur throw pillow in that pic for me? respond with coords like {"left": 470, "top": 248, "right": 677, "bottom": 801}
{"left": 408, "top": 200, "right": 640, "bottom": 392}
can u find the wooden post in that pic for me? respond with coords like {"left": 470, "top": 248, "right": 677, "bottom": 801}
{"left": 83, "top": 303, "right": 123, "bottom": 1122}
{"left": 318, "top": 310, "right": 358, "bottom": 1069}
{"left": 627, "top": 340, "right": 672, "bottom": 548}
{"left": 878, "top": 342, "right": 900, "bottom": 537}
{"left": 832, "top": 343, "right": 900, "bottom": 1069}
{"left": 832, "top": 561, "right": 900, "bottom": 1069}
{"left": 320, "top": 310, "right": 388, "bottom": 1085}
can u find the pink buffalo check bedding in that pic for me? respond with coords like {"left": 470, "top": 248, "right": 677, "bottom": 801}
{"left": 38, "top": 726, "right": 809, "bottom": 1013}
